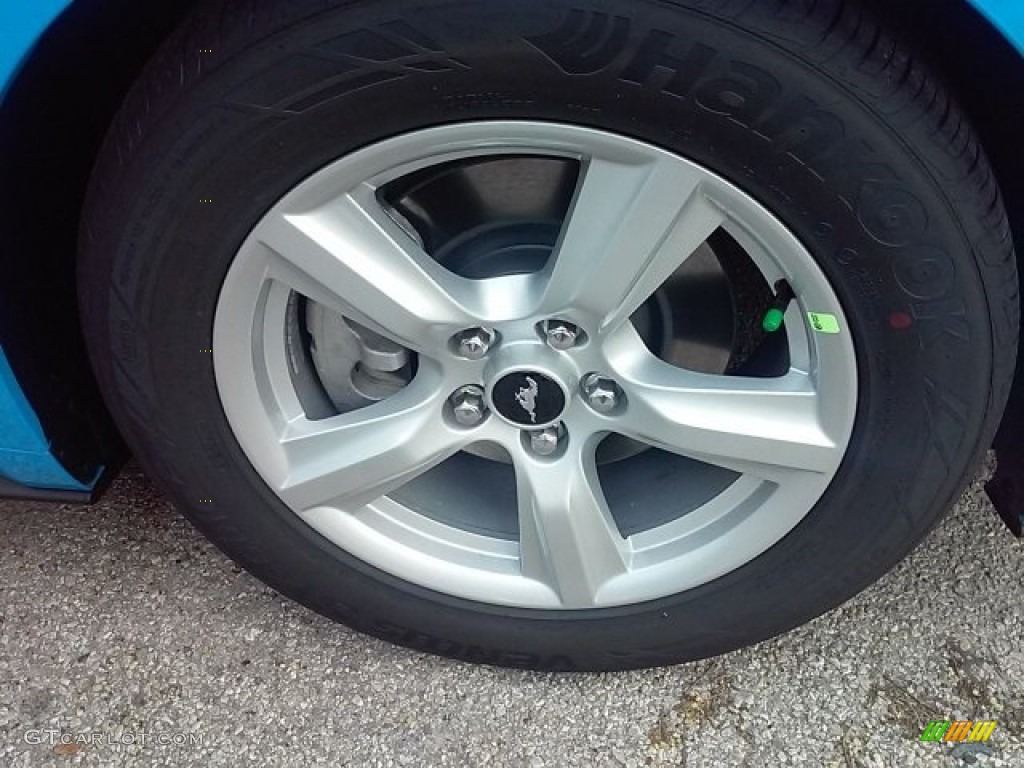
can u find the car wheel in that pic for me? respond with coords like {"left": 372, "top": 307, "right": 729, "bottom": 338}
{"left": 79, "top": 0, "right": 1018, "bottom": 670}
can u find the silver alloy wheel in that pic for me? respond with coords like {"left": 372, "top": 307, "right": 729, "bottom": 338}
{"left": 213, "top": 121, "right": 857, "bottom": 610}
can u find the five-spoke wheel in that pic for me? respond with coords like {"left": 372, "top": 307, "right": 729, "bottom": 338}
{"left": 213, "top": 123, "right": 857, "bottom": 609}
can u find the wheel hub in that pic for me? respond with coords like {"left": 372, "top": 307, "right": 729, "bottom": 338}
{"left": 490, "top": 369, "right": 567, "bottom": 428}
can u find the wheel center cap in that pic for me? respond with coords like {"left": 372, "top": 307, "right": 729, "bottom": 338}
{"left": 491, "top": 371, "right": 566, "bottom": 427}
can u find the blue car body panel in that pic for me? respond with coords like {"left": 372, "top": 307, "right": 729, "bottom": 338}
{"left": 966, "top": 0, "right": 1024, "bottom": 52}
{"left": 0, "top": 0, "right": 1022, "bottom": 494}
{"left": 0, "top": 352, "right": 93, "bottom": 490}
{"left": 0, "top": 1, "right": 74, "bottom": 100}
{"left": 0, "top": 0, "right": 88, "bottom": 490}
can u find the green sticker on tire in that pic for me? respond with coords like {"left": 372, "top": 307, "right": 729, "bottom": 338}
{"left": 808, "top": 312, "right": 841, "bottom": 334}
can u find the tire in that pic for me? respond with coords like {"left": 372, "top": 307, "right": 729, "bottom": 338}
{"left": 79, "top": 0, "right": 1018, "bottom": 671}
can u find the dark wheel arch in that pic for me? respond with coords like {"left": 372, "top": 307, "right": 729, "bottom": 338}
{"left": 0, "top": 0, "right": 200, "bottom": 492}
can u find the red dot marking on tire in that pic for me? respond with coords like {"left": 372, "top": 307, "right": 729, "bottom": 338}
{"left": 889, "top": 312, "right": 913, "bottom": 330}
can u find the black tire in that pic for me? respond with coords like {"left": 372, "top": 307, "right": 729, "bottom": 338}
{"left": 80, "top": 0, "right": 1018, "bottom": 670}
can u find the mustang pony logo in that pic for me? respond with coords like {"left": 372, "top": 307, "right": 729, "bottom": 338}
{"left": 515, "top": 377, "right": 540, "bottom": 423}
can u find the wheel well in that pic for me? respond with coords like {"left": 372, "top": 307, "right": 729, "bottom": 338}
{"left": 860, "top": 0, "right": 1024, "bottom": 455}
{"left": 863, "top": 0, "right": 1024, "bottom": 242}
{"left": 0, "top": 0, "right": 199, "bottom": 478}
{"left": 0, "top": 0, "right": 1021, "bottom": 477}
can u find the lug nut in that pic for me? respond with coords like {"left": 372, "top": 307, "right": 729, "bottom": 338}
{"left": 582, "top": 373, "right": 621, "bottom": 414}
{"left": 451, "top": 385, "right": 487, "bottom": 426}
{"left": 529, "top": 426, "right": 561, "bottom": 456}
{"left": 544, "top": 320, "right": 580, "bottom": 351}
{"left": 455, "top": 328, "right": 495, "bottom": 360}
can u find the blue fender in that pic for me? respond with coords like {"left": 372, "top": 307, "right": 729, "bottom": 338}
{"left": 966, "top": 0, "right": 1024, "bottom": 52}
{"left": 0, "top": 352, "right": 94, "bottom": 490}
{"left": 0, "top": 0, "right": 89, "bottom": 490}
{"left": 0, "top": 1, "right": 74, "bottom": 99}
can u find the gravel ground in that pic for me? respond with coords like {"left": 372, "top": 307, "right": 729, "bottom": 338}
{"left": 1, "top": 461, "right": 1021, "bottom": 768}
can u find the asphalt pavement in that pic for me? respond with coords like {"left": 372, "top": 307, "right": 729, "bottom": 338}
{"left": 1, "top": 460, "right": 1021, "bottom": 767}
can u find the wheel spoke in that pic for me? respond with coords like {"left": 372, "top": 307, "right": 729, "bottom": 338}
{"left": 617, "top": 357, "right": 840, "bottom": 484}
{"left": 512, "top": 437, "right": 630, "bottom": 607}
{"left": 540, "top": 153, "right": 724, "bottom": 332}
{"left": 275, "top": 377, "right": 465, "bottom": 512}
{"left": 254, "top": 188, "right": 478, "bottom": 352}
